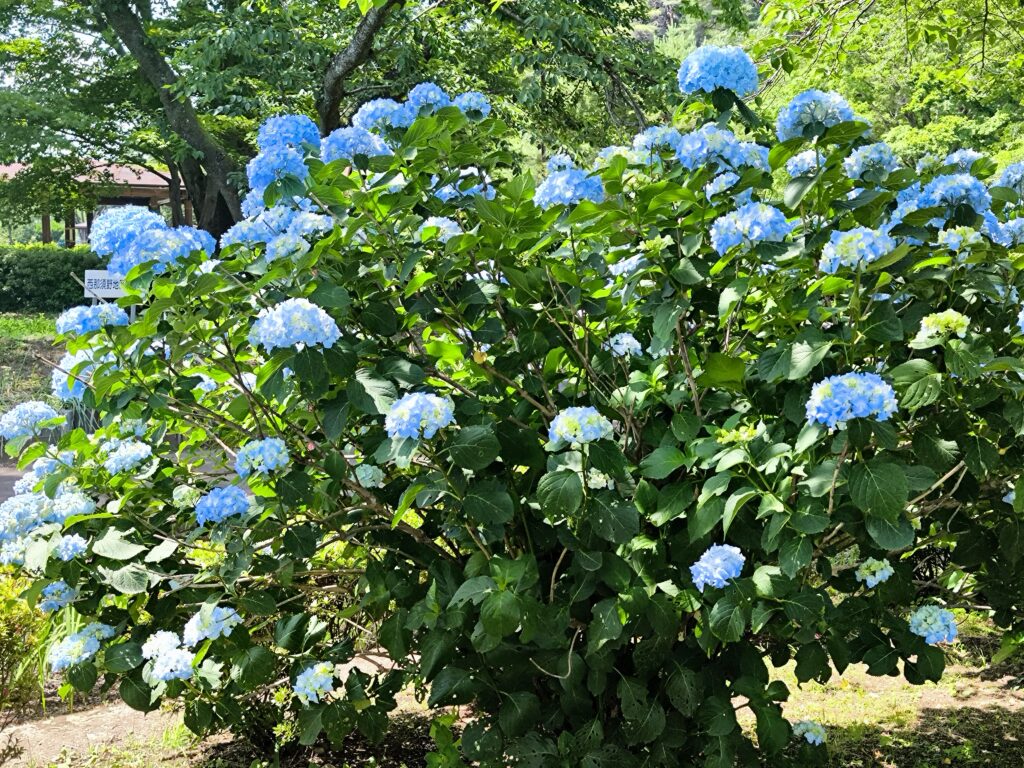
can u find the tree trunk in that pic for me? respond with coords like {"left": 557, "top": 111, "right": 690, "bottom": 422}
{"left": 95, "top": 0, "right": 241, "bottom": 239}
{"left": 166, "top": 159, "right": 185, "bottom": 227}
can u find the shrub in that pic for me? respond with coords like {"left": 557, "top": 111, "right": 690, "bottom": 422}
{"left": 0, "top": 245, "right": 102, "bottom": 314}
{"left": 4, "top": 52, "right": 1024, "bottom": 767}
{"left": 0, "top": 574, "right": 43, "bottom": 711}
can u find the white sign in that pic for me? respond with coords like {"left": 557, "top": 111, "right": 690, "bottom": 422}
{"left": 83, "top": 270, "right": 126, "bottom": 299}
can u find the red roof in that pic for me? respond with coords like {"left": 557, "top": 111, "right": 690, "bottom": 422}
{"left": 0, "top": 162, "right": 170, "bottom": 189}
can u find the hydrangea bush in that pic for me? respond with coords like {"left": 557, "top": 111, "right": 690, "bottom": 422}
{"left": 5, "top": 52, "right": 1024, "bottom": 766}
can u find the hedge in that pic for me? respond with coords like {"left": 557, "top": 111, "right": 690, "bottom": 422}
{"left": 0, "top": 245, "right": 104, "bottom": 313}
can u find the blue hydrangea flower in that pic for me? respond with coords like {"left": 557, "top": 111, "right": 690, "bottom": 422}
{"left": 710, "top": 202, "right": 793, "bottom": 255}
{"left": 945, "top": 148, "right": 983, "bottom": 173}
{"left": 195, "top": 485, "right": 251, "bottom": 526}
{"left": 792, "top": 720, "right": 827, "bottom": 746}
{"left": 805, "top": 372, "right": 898, "bottom": 429}
{"left": 604, "top": 333, "right": 642, "bottom": 358}
{"left": 677, "top": 45, "right": 758, "bottom": 97}
{"left": 595, "top": 145, "right": 635, "bottom": 165}
{"left": 548, "top": 406, "right": 613, "bottom": 445}
{"left": 705, "top": 172, "right": 740, "bottom": 199}
{"left": 294, "top": 661, "right": 335, "bottom": 704}
{"left": 819, "top": 227, "right": 896, "bottom": 273}
{"left": 321, "top": 127, "right": 392, "bottom": 165}
{"left": 222, "top": 204, "right": 331, "bottom": 251}
{"left": 690, "top": 544, "right": 745, "bottom": 592}
{"left": 0, "top": 493, "right": 45, "bottom": 544}
{"left": 776, "top": 89, "right": 855, "bottom": 141}
{"left": 917, "top": 173, "right": 991, "bottom": 216}
{"left": 915, "top": 153, "right": 942, "bottom": 175}
{"left": 102, "top": 440, "right": 152, "bottom": 474}
{"left": 46, "top": 491, "right": 95, "bottom": 524}
{"left": 249, "top": 298, "right": 341, "bottom": 351}
{"left": 56, "top": 304, "right": 129, "bottom": 335}
{"left": 54, "top": 534, "right": 88, "bottom": 561}
{"left": 355, "top": 464, "right": 385, "bottom": 488}
{"left": 1004, "top": 489, "right": 1016, "bottom": 505}
{"left": 417, "top": 216, "right": 462, "bottom": 243}
{"left": 909, "top": 605, "right": 958, "bottom": 644}
{"left": 141, "top": 631, "right": 195, "bottom": 682}
{"left": 546, "top": 153, "right": 575, "bottom": 173}
{"left": 89, "top": 207, "right": 167, "bottom": 264}
{"left": 534, "top": 168, "right": 605, "bottom": 209}
{"left": 844, "top": 142, "right": 899, "bottom": 181}
{"left": 352, "top": 98, "right": 402, "bottom": 131}
{"left": 632, "top": 125, "right": 685, "bottom": 162}
{"left": 257, "top": 114, "right": 320, "bottom": 153}
{"left": 183, "top": 606, "right": 243, "bottom": 647}
{"left": 235, "top": 437, "right": 290, "bottom": 479}
{"left": 385, "top": 393, "right": 456, "bottom": 440}
{"left": 786, "top": 150, "right": 821, "bottom": 177}
{"left": 675, "top": 125, "right": 768, "bottom": 172}
{"left": 406, "top": 82, "right": 451, "bottom": 114}
{"left": 607, "top": 254, "right": 647, "bottom": 278}
{"left": 433, "top": 168, "right": 495, "bottom": 201}
{"left": 107, "top": 225, "right": 215, "bottom": 277}
{"left": 40, "top": 580, "right": 77, "bottom": 613}
{"left": 48, "top": 631, "right": 99, "bottom": 671}
{"left": 453, "top": 91, "right": 491, "bottom": 119}
{"left": 0, "top": 401, "right": 59, "bottom": 439}
{"left": 1017, "top": 307, "right": 1024, "bottom": 335}
{"left": 52, "top": 348, "right": 107, "bottom": 402}
{"left": 246, "top": 147, "right": 309, "bottom": 197}
{"left": 855, "top": 557, "right": 894, "bottom": 588}
{"left": 995, "top": 161, "right": 1024, "bottom": 195}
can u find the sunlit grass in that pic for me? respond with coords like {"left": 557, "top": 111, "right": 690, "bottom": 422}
{"left": 0, "top": 313, "right": 56, "bottom": 341}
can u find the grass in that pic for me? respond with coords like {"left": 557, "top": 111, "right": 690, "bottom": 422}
{"left": 0, "top": 313, "right": 56, "bottom": 341}
{"left": 0, "top": 313, "right": 57, "bottom": 415}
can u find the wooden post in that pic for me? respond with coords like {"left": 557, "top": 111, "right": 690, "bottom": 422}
{"left": 183, "top": 199, "right": 194, "bottom": 226}
{"left": 41, "top": 213, "right": 52, "bottom": 243}
{"left": 64, "top": 213, "right": 76, "bottom": 247}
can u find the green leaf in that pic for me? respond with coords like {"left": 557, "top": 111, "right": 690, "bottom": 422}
{"left": 464, "top": 480, "right": 515, "bottom": 525}
{"left": 231, "top": 646, "right": 277, "bottom": 691}
{"left": 92, "top": 528, "right": 146, "bottom": 560}
{"left": 890, "top": 359, "right": 942, "bottom": 410}
{"left": 589, "top": 495, "right": 639, "bottom": 545}
{"left": 666, "top": 666, "right": 702, "bottom": 715}
{"left": 697, "top": 353, "right": 745, "bottom": 390}
{"left": 346, "top": 369, "right": 396, "bottom": 415}
{"left": 449, "top": 425, "right": 501, "bottom": 470}
{"left": 709, "top": 593, "right": 747, "bottom": 642}
{"left": 537, "top": 470, "right": 583, "bottom": 521}
{"left": 449, "top": 575, "right": 497, "bottom": 608}
{"left": 640, "top": 446, "right": 686, "bottom": 479}
{"left": 865, "top": 515, "right": 914, "bottom": 549}
{"left": 120, "top": 671, "right": 157, "bottom": 712}
{"left": 588, "top": 598, "right": 623, "bottom": 653}
{"left": 480, "top": 590, "right": 520, "bottom": 637}
{"left": 104, "top": 642, "right": 143, "bottom": 673}
{"left": 498, "top": 691, "right": 541, "bottom": 738}
{"left": 66, "top": 662, "right": 98, "bottom": 692}
{"left": 98, "top": 563, "right": 151, "bottom": 594}
{"left": 698, "top": 695, "right": 737, "bottom": 737}
{"left": 848, "top": 461, "right": 908, "bottom": 520}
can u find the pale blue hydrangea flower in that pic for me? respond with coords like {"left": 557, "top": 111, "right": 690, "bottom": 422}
{"left": 51, "top": 348, "right": 108, "bottom": 402}
{"left": 235, "top": 437, "right": 290, "bottom": 479}
{"left": 916, "top": 153, "right": 942, "bottom": 174}
{"left": 819, "top": 227, "right": 896, "bottom": 273}
{"left": 595, "top": 145, "right": 636, "bottom": 165}
{"left": 993, "top": 218, "right": 1024, "bottom": 247}
{"left": 222, "top": 203, "right": 331, "bottom": 251}
{"left": 548, "top": 406, "right": 613, "bottom": 445}
{"left": 266, "top": 233, "right": 311, "bottom": 262}
{"left": 320, "top": 127, "right": 392, "bottom": 164}
{"left": 546, "top": 153, "right": 575, "bottom": 173}
{"left": 248, "top": 298, "right": 341, "bottom": 351}
{"left": 917, "top": 173, "right": 991, "bottom": 216}
{"left": 805, "top": 372, "right": 898, "bottom": 429}
{"left": 534, "top": 168, "right": 605, "bottom": 209}
{"left": 102, "top": 440, "right": 152, "bottom": 475}
{"left": 0, "top": 493, "right": 45, "bottom": 545}
{"left": 40, "top": 580, "right": 77, "bottom": 612}
{"left": 0, "top": 541, "right": 25, "bottom": 566}
{"left": 776, "top": 89, "right": 855, "bottom": 141}
{"left": 355, "top": 464, "right": 385, "bottom": 488}
{"left": 141, "top": 631, "right": 195, "bottom": 682}
{"left": 257, "top": 115, "right": 319, "bottom": 153}
{"left": 107, "top": 225, "right": 215, "bottom": 277}
{"left": 406, "top": 82, "right": 450, "bottom": 113}
{"left": 385, "top": 393, "right": 456, "bottom": 440}
{"left": 786, "top": 150, "right": 821, "bottom": 177}
{"left": 937, "top": 226, "right": 982, "bottom": 253}
{"left": 844, "top": 142, "right": 899, "bottom": 180}
{"left": 995, "top": 161, "right": 1024, "bottom": 195}
{"left": 453, "top": 91, "right": 491, "bottom": 119}
{"left": 710, "top": 202, "right": 793, "bottom": 255}
{"left": 183, "top": 606, "right": 243, "bottom": 647}
{"left": 172, "top": 485, "right": 202, "bottom": 509}
{"left": 792, "top": 720, "right": 826, "bottom": 746}
{"left": 675, "top": 125, "right": 767, "bottom": 172}
{"left": 705, "top": 172, "right": 740, "bottom": 199}
{"left": 294, "top": 661, "right": 335, "bottom": 704}
{"left": 632, "top": 125, "right": 685, "bottom": 162}
{"left": 855, "top": 557, "right": 894, "bottom": 588}
{"left": 352, "top": 98, "right": 401, "bottom": 131}
{"left": 417, "top": 216, "right": 462, "bottom": 242}
{"left": 1017, "top": 307, "right": 1024, "bottom": 335}
{"left": 195, "top": 486, "right": 251, "bottom": 526}
{"left": 604, "top": 332, "right": 642, "bottom": 358}
{"left": 47, "top": 492, "right": 95, "bottom": 524}
{"left": 607, "top": 254, "right": 647, "bottom": 278}
{"left": 48, "top": 625, "right": 112, "bottom": 671}
{"left": 246, "top": 147, "right": 309, "bottom": 197}
{"left": 13, "top": 455, "right": 71, "bottom": 494}
{"left": 56, "top": 304, "right": 129, "bottom": 336}
{"left": 0, "top": 401, "right": 59, "bottom": 439}
{"left": 433, "top": 168, "right": 495, "bottom": 201}
{"left": 677, "top": 45, "right": 758, "bottom": 97}
{"left": 909, "top": 605, "right": 958, "bottom": 644}
{"left": 89, "top": 207, "right": 167, "bottom": 264}
{"left": 944, "top": 148, "right": 983, "bottom": 173}
{"left": 54, "top": 534, "right": 88, "bottom": 561}
{"left": 690, "top": 544, "right": 745, "bottom": 592}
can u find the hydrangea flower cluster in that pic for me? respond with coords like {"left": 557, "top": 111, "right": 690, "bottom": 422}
{"left": 222, "top": 202, "right": 331, "bottom": 254}
{"left": 937, "top": 226, "right": 982, "bottom": 253}
{"left": 704, "top": 172, "right": 739, "bottom": 199}
{"left": 996, "top": 160, "right": 1024, "bottom": 195}
{"left": 54, "top": 534, "right": 88, "bottom": 561}
{"left": 417, "top": 216, "right": 462, "bottom": 243}
{"left": 909, "top": 605, "right": 958, "bottom": 644}
{"left": 452, "top": 91, "right": 491, "bottom": 119}
{"left": 102, "top": 439, "right": 153, "bottom": 474}
{"left": 819, "top": 227, "right": 896, "bottom": 273}
{"left": 690, "top": 544, "right": 745, "bottom": 592}
{"left": 776, "top": 89, "right": 855, "bottom": 141}
{"left": 604, "top": 332, "right": 642, "bottom": 358}
{"left": 792, "top": 720, "right": 827, "bottom": 746}
{"left": 844, "top": 142, "right": 899, "bottom": 180}
{"left": 320, "top": 127, "right": 392, "bottom": 165}
{"left": 294, "top": 661, "right": 335, "bottom": 704}
{"left": 676, "top": 45, "right": 758, "bottom": 97}
{"left": 806, "top": 373, "right": 899, "bottom": 429}
{"left": 433, "top": 168, "right": 495, "bottom": 202}
{"left": 141, "top": 631, "right": 195, "bottom": 682}
{"left": 710, "top": 202, "right": 793, "bottom": 255}
{"left": 89, "top": 206, "right": 166, "bottom": 263}
{"left": 355, "top": 464, "right": 385, "bottom": 488}
{"left": 786, "top": 150, "right": 821, "bottom": 177}
{"left": 917, "top": 173, "right": 992, "bottom": 216}
{"left": 257, "top": 114, "right": 320, "bottom": 152}
{"left": 235, "top": 437, "right": 290, "bottom": 479}
{"left": 246, "top": 147, "right": 308, "bottom": 197}
{"left": 546, "top": 153, "right": 575, "bottom": 173}
{"left": 48, "top": 623, "right": 115, "bottom": 671}
{"left": 248, "top": 298, "right": 341, "bottom": 351}
{"left": 352, "top": 99, "right": 401, "bottom": 130}
{"left": 183, "top": 606, "right": 243, "bottom": 647}
{"left": 0, "top": 400, "right": 59, "bottom": 440}
{"left": 195, "top": 485, "right": 251, "bottom": 526}
{"left": 56, "top": 304, "right": 129, "bottom": 335}
{"left": 855, "top": 557, "right": 894, "bottom": 588}
{"left": 40, "top": 580, "right": 77, "bottom": 612}
{"left": 548, "top": 407, "right": 613, "bottom": 445}
{"left": 111, "top": 224, "right": 215, "bottom": 277}
{"left": 349, "top": 83, "right": 490, "bottom": 132}
{"left": 52, "top": 348, "right": 110, "bottom": 401}
{"left": 944, "top": 148, "right": 983, "bottom": 172}
{"left": 385, "top": 393, "right": 456, "bottom": 440}
{"left": 917, "top": 309, "right": 970, "bottom": 341}
{"left": 676, "top": 125, "right": 768, "bottom": 173}
{"left": 534, "top": 167, "right": 605, "bottom": 209}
